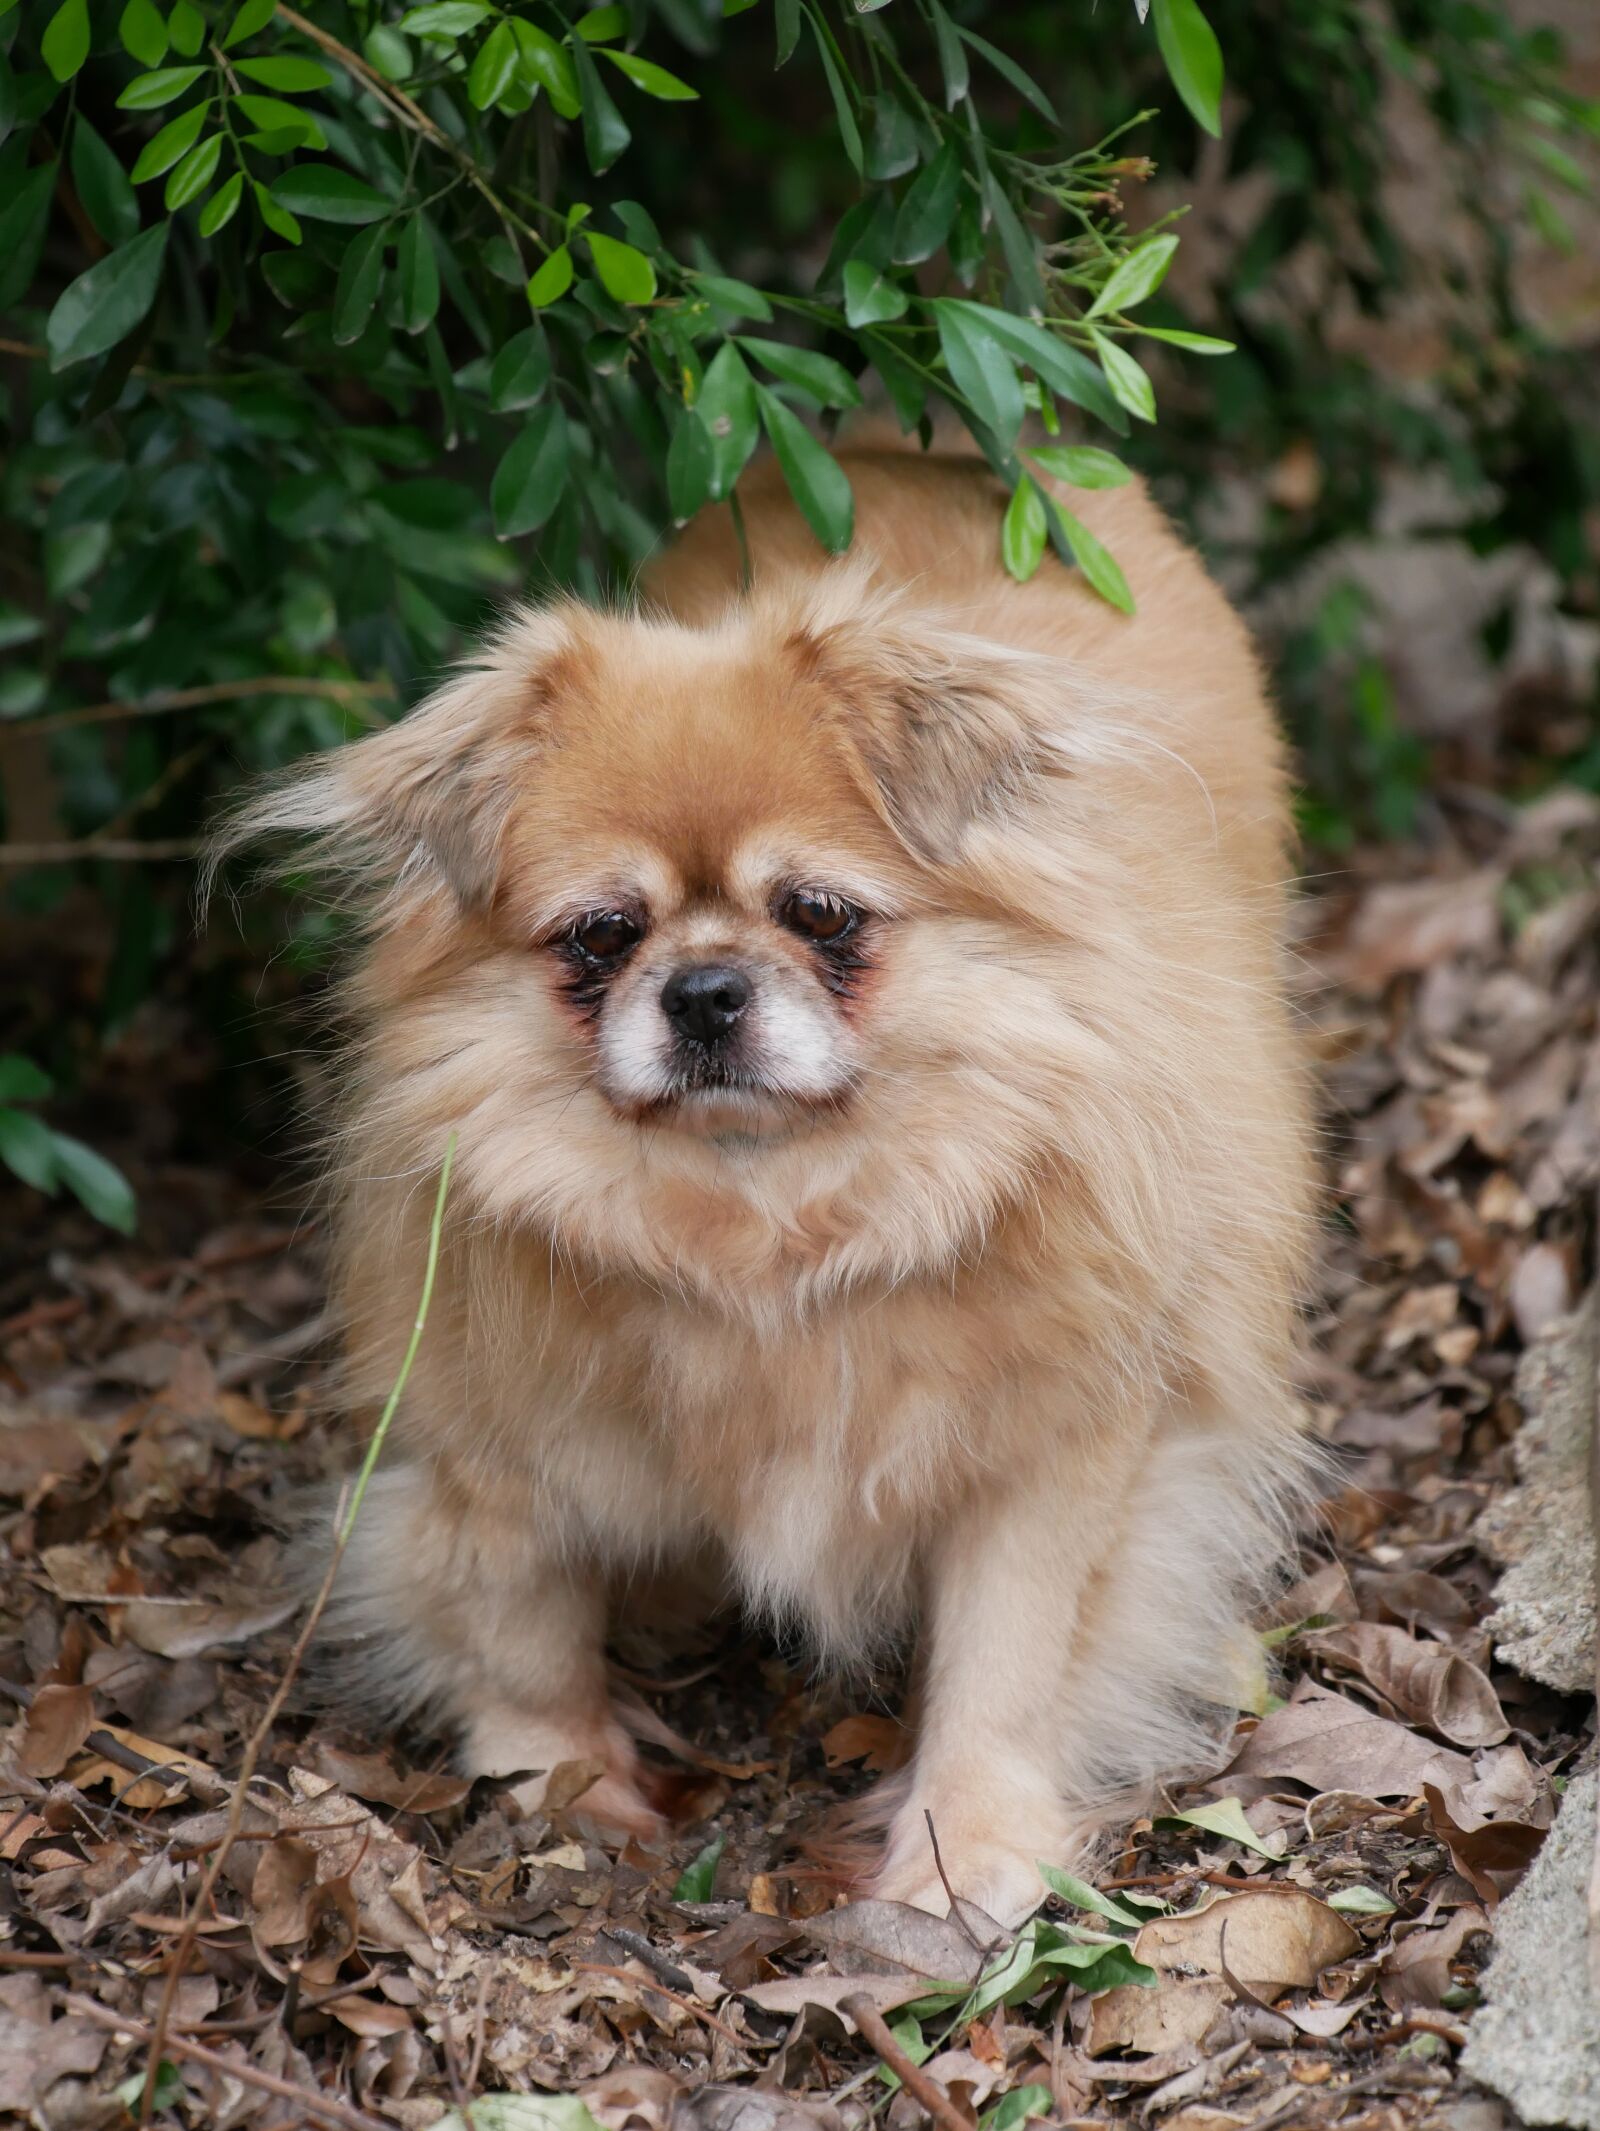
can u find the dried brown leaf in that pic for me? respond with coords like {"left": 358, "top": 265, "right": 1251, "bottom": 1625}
{"left": 1300, "top": 1622, "right": 1508, "bottom": 1747}
{"left": 18, "top": 1684, "right": 94, "bottom": 1778}
{"left": 1379, "top": 1904, "right": 1490, "bottom": 2011}
{"left": 1225, "top": 1682, "right": 1473, "bottom": 1798}
{"left": 800, "top": 1898, "right": 991, "bottom": 1983}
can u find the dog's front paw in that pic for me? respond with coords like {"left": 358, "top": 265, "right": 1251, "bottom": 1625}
{"left": 465, "top": 1705, "right": 666, "bottom": 1842}
{"left": 871, "top": 1800, "right": 1099, "bottom": 1927}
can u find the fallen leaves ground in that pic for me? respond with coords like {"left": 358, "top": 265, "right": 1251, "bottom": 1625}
{"left": 1, "top": 786, "right": 1596, "bottom": 2131}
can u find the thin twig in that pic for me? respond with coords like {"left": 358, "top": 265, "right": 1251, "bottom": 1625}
{"left": 65, "top": 1996, "right": 392, "bottom": 2131}
{"left": 340, "top": 1132, "right": 454, "bottom": 1541}
{"left": 841, "top": 1991, "right": 973, "bottom": 2131}
{"left": 0, "top": 839, "right": 199, "bottom": 864}
{"left": 923, "top": 1809, "right": 992, "bottom": 1956}
{"left": 137, "top": 1136, "right": 457, "bottom": 2121}
{"left": 11, "top": 674, "right": 391, "bottom": 739}
{"left": 0, "top": 1676, "right": 226, "bottom": 1806}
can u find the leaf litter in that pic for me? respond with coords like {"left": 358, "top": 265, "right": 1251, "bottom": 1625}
{"left": 0, "top": 790, "right": 1596, "bottom": 2125}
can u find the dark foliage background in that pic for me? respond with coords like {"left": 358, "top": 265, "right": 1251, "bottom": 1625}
{"left": 1, "top": 0, "right": 1597, "bottom": 1231}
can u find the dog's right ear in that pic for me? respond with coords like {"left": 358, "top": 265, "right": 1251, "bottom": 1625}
{"left": 207, "top": 606, "right": 576, "bottom": 912}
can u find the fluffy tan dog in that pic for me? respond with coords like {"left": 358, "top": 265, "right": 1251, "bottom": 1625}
{"left": 229, "top": 444, "right": 1315, "bottom": 1924}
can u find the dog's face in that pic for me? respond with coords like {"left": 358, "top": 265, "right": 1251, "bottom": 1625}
{"left": 245, "top": 569, "right": 1105, "bottom": 1293}
{"left": 492, "top": 615, "right": 914, "bottom": 1141}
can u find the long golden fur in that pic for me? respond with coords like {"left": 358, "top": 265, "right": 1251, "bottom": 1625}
{"left": 222, "top": 444, "right": 1316, "bottom": 1923}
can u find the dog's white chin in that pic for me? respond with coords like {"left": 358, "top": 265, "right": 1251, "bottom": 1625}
{"left": 614, "top": 1080, "right": 847, "bottom": 1142}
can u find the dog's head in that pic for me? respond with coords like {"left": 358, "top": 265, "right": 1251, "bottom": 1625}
{"left": 224, "top": 565, "right": 1114, "bottom": 1291}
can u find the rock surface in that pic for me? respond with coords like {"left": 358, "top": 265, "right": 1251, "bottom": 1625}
{"left": 1476, "top": 1294, "right": 1597, "bottom": 1694}
{"left": 1462, "top": 1770, "right": 1600, "bottom": 2129}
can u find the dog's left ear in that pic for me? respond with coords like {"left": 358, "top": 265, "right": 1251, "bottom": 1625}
{"left": 789, "top": 584, "right": 1062, "bottom": 863}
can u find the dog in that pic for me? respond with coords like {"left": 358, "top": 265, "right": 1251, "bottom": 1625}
{"left": 223, "top": 443, "right": 1315, "bottom": 1925}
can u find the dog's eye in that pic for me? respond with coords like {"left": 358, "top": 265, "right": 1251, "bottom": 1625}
{"left": 570, "top": 911, "right": 642, "bottom": 960}
{"left": 778, "top": 890, "right": 860, "bottom": 945}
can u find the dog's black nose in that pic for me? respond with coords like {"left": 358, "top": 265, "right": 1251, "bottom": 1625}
{"left": 660, "top": 963, "right": 752, "bottom": 1045}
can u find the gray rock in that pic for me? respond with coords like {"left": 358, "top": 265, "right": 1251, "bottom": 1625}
{"left": 1476, "top": 1294, "right": 1597, "bottom": 1694}
{"left": 1463, "top": 1770, "right": 1600, "bottom": 2127}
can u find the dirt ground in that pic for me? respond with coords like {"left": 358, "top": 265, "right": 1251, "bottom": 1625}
{"left": 1, "top": 782, "right": 1596, "bottom": 2131}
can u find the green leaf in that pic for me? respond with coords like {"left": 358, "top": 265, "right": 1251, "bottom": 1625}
{"left": 1153, "top": 1798, "right": 1277, "bottom": 1857}
{"left": 0, "top": 1109, "right": 58, "bottom": 1195}
{"left": 271, "top": 164, "right": 390, "bottom": 223}
{"left": 164, "top": 132, "right": 222, "bottom": 211}
{"left": 755, "top": 384, "right": 853, "bottom": 552}
{"left": 233, "top": 95, "right": 327, "bottom": 148}
{"left": 52, "top": 1134, "right": 137, "bottom": 1233}
{"left": 671, "top": 1835, "right": 726, "bottom": 1903}
{"left": 512, "top": 21, "right": 580, "bottom": 114}
{"left": 892, "top": 142, "right": 962, "bottom": 265}
{"left": 113, "top": 2064, "right": 183, "bottom": 2115}
{"left": 1137, "top": 326, "right": 1235, "bottom": 354}
{"left": 526, "top": 244, "right": 574, "bottom": 307}
{"left": 1090, "top": 331, "right": 1157, "bottom": 422}
{"left": 939, "top": 301, "right": 1127, "bottom": 434}
{"left": 0, "top": 1056, "right": 53, "bottom": 1104}
{"left": 1025, "top": 444, "right": 1131, "bottom": 490}
{"left": 43, "top": 0, "right": 91, "bottom": 82}
{"left": 667, "top": 409, "right": 713, "bottom": 522}
{"left": 119, "top": 0, "right": 168, "bottom": 68}
{"left": 401, "top": 1, "right": 490, "bottom": 33}
{"left": 950, "top": 1916, "right": 1157, "bottom": 2021}
{"left": 396, "top": 214, "right": 440, "bottom": 333}
{"left": 492, "top": 405, "right": 571, "bottom": 538}
{"left": 333, "top": 221, "right": 387, "bottom": 344}
{"left": 365, "top": 24, "right": 414, "bottom": 79}
{"left": 571, "top": 37, "right": 630, "bottom": 173}
{"left": 864, "top": 93, "right": 919, "bottom": 182}
{"left": 1086, "top": 234, "right": 1180, "bottom": 321}
{"left": 118, "top": 66, "right": 207, "bottom": 109}
{"left": 691, "top": 273, "right": 772, "bottom": 323}
{"left": 198, "top": 170, "right": 243, "bottom": 236}
{"left": 983, "top": 172, "right": 1047, "bottom": 314}
{"left": 253, "top": 178, "right": 301, "bottom": 245}
{"left": 928, "top": 0, "right": 968, "bottom": 107}
{"left": 586, "top": 230, "right": 656, "bottom": 304}
{"left": 223, "top": 0, "right": 277, "bottom": 46}
{"left": 737, "top": 338, "right": 860, "bottom": 409}
{"left": 468, "top": 19, "right": 517, "bottom": 109}
{"left": 574, "top": 4, "right": 628, "bottom": 39}
{"left": 1001, "top": 476, "right": 1047, "bottom": 583}
{"left": 933, "top": 298, "right": 1024, "bottom": 442}
{"left": 774, "top": 0, "right": 800, "bottom": 67}
{"left": 0, "top": 166, "right": 60, "bottom": 313}
{"left": 955, "top": 26, "right": 1056, "bottom": 123}
{"left": 46, "top": 222, "right": 168, "bottom": 370}
{"left": 1327, "top": 1885, "right": 1397, "bottom": 1917}
{"left": 490, "top": 325, "right": 551, "bottom": 410}
{"left": 1152, "top": 0, "right": 1224, "bottom": 137}
{"left": 1036, "top": 1861, "right": 1165, "bottom": 1929}
{"left": 842, "top": 259, "right": 908, "bottom": 327}
{"left": 597, "top": 47, "right": 698, "bottom": 100}
{"left": 71, "top": 118, "right": 141, "bottom": 246}
{"left": 981, "top": 2087, "right": 1052, "bottom": 2131}
{"left": 131, "top": 102, "right": 210, "bottom": 183}
{"left": 1044, "top": 495, "right": 1135, "bottom": 614}
{"left": 168, "top": 0, "right": 204, "bottom": 56}
{"left": 808, "top": 11, "right": 861, "bottom": 173}
{"left": 235, "top": 56, "right": 335, "bottom": 93}
{"left": 696, "top": 341, "right": 759, "bottom": 500}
